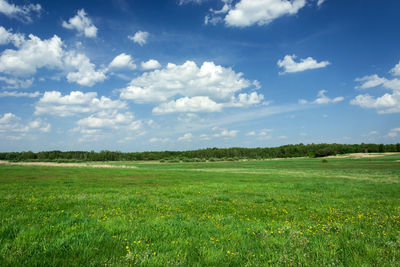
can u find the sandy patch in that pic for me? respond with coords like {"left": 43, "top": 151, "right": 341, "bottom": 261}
{"left": 326, "top": 152, "right": 399, "bottom": 159}
{"left": 0, "top": 161, "right": 137, "bottom": 169}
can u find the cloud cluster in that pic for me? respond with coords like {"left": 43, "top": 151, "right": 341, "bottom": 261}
{"left": 0, "top": 29, "right": 108, "bottom": 87}
{"left": 153, "top": 96, "right": 223, "bottom": 114}
{"left": 62, "top": 9, "right": 98, "bottom": 38}
{"left": 0, "top": 0, "right": 41, "bottom": 23}
{"left": 0, "top": 34, "right": 63, "bottom": 76}
{"left": 64, "top": 52, "right": 107, "bottom": 86}
{"left": 277, "top": 54, "right": 330, "bottom": 74}
{"left": 0, "top": 112, "right": 50, "bottom": 140}
{"left": 205, "top": 0, "right": 307, "bottom": 27}
{"left": 351, "top": 61, "right": 400, "bottom": 114}
{"left": 120, "top": 60, "right": 263, "bottom": 113}
{"left": 35, "top": 91, "right": 126, "bottom": 117}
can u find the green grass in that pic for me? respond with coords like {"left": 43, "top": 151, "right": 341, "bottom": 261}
{"left": 0, "top": 156, "right": 399, "bottom": 266}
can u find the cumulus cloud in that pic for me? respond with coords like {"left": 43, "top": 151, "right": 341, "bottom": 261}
{"left": 0, "top": 26, "right": 25, "bottom": 46}
{"left": 64, "top": 52, "right": 107, "bottom": 86}
{"left": 277, "top": 54, "right": 330, "bottom": 74}
{"left": 35, "top": 91, "right": 126, "bottom": 117}
{"left": 300, "top": 90, "right": 344, "bottom": 105}
{"left": 390, "top": 61, "right": 400, "bottom": 76}
{"left": 0, "top": 90, "right": 39, "bottom": 98}
{"left": 128, "top": 31, "right": 149, "bottom": 46}
{"left": 109, "top": 53, "right": 136, "bottom": 70}
{"left": 350, "top": 92, "right": 400, "bottom": 114}
{"left": 62, "top": 9, "right": 98, "bottom": 38}
{"left": 222, "top": 0, "right": 306, "bottom": 27}
{"left": 141, "top": 59, "right": 161, "bottom": 70}
{"left": 153, "top": 96, "right": 223, "bottom": 114}
{"left": 120, "top": 60, "right": 257, "bottom": 108}
{"left": 352, "top": 62, "right": 400, "bottom": 114}
{"left": 73, "top": 110, "right": 143, "bottom": 142}
{"left": 178, "top": 133, "right": 193, "bottom": 142}
{"left": 0, "top": 30, "right": 107, "bottom": 87}
{"left": 76, "top": 110, "right": 141, "bottom": 131}
{"left": 0, "top": 112, "right": 50, "bottom": 139}
{"left": 228, "top": 91, "right": 266, "bottom": 107}
{"left": 0, "top": 0, "right": 41, "bottom": 23}
{"left": 317, "top": 0, "right": 326, "bottom": 6}
{"left": 388, "top": 127, "right": 400, "bottom": 138}
{"left": 0, "top": 34, "right": 63, "bottom": 77}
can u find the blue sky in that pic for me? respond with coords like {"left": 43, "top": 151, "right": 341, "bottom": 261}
{"left": 0, "top": 0, "right": 399, "bottom": 152}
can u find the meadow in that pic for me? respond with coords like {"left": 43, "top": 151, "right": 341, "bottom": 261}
{"left": 0, "top": 155, "right": 399, "bottom": 266}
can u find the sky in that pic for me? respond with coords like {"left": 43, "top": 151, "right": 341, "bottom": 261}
{"left": 0, "top": 0, "right": 399, "bottom": 152}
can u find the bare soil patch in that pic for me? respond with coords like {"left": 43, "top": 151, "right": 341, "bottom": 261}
{"left": 326, "top": 152, "right": 399, "bottom": 159}
{"left": 0, "top": 161, "right": 137, "bottom": 169}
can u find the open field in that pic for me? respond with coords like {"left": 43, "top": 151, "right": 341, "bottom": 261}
{"left": 0, "top": 155, "right": 400, "bottom": 266}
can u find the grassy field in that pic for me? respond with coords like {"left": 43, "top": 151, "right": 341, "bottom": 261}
{"left": 0, "top": 155, "right": 399, "bottom": 266}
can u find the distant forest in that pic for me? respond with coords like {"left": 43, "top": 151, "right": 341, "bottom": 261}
{"left": 0, "top": 143, "right": 399, "bottom": 162}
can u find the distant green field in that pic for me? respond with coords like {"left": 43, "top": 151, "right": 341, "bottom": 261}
{"left": 1, "top": 155, "right": 399, "bottom": 266}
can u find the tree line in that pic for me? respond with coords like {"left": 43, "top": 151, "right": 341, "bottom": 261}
{"left": 0, "top": 143, "right": 399, "bottom": 162}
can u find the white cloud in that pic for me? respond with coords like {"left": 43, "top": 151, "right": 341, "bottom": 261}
{"left": 352, "top": 62, "right": 400, "bottom": 114}
{"left": 0, "top": 0, "right": 41, "bottom": 23}
{"left": 0, "top": 76, "right": 33, "bottom": 89}
{"left": 224, "top": 0, "right": 306, "bottom": 27}
{"left": 350, "top": 92, "right": 400, "bottom": 114}
{"left": 109, "top": 53, "right": 136, "bottom": 70}
{"left": 277, "top": 54, "right": 330, "bottom": 74}
{"left": 0, "top": 34, "right": 63, "bottom": 76}
{"left": 153, "top": 96, "right": 223, "bottom": 114}
{"left": 73, "top": 111, "right": 143, "bottom": 142}
{"left": 0, "top": 113, "right": 50, "bottom": 139}
{"left": 35, "top": 91, "right": 126, "bottom": 117}
{"left": 76, "top": 110, "right": 140, "bottom": 130}
{"left": 128, "top": 31, "right": 149, "bottom": 46}
{"left": 390, "top": 61, "right": 400, "bottom": 76}
{"left": 246, "top": 131, "right": 256, "bottom": 136}
{"left": 141, "top": 59, "right": 161, "bottom": 70}
{"left": 178, "top": 133, "right": 193, "bottom": 142}
{"left": 64, "top": 52, "right": 107, "bottom": 86}
{"left": 300, "top": 90, "right": 343, "bottom": 105}
{"left": 0, "top": 31, "right": 107, "bottom": 87}
{"left": 313, "top": 90, "right": 344, "bottom": 104}
{"left": 0, "top": 91, "right": 39, "bottom": 98}
{"left": 355, "top": 75, "right": 387, "bottom": 89}
{"left": 228, "top": 91, "right": 265, "bottom": 107}
{"left": 317, "top": 0, "right": 326, "bottom": 6}
{"left": 0, "top": 26, "right": 25, "bottom": 46}
{"left": 388, "top": 128, "right": 400, "bottom": 138}
{"left": 213, "top": 128, "right": 238, "bottom": 138}
{"left": 120, "top": 60, "right": 255, "bottom": 106}
{"left": 62, "top": 9, "right": 98, "bottom": 38}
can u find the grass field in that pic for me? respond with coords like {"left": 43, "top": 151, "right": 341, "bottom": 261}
{"left": 0, "top": 155, "right": 400, "bottom": 266}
